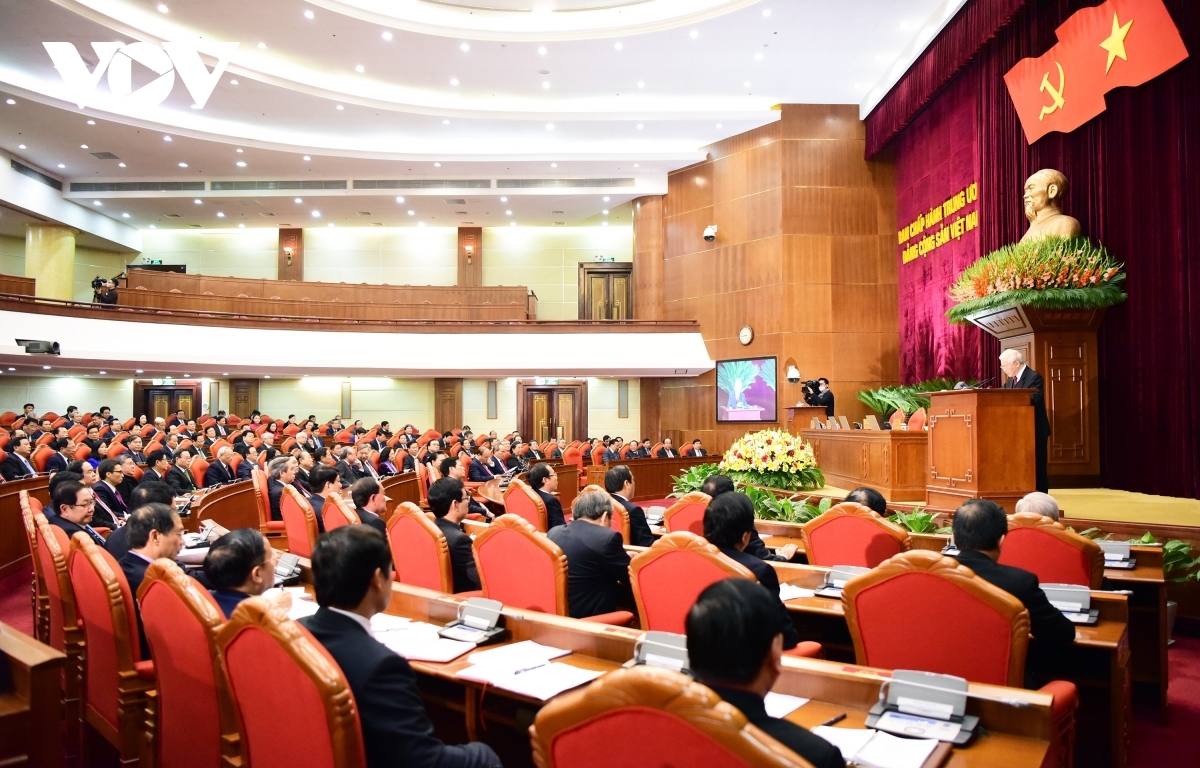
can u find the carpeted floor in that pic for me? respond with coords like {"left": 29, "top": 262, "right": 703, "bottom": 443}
{"left": 1052, "top": 487, "right": 1200, "bottom": 527}
{"left": 2, "top": 563, "right": 1195, "bottom": 767}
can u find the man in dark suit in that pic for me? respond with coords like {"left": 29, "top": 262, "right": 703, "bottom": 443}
{"left": 401, "top": 443, "right": 420, "bottom": 473}
{"left": 118, "top": 502, "right": 185, "bottom": 659}
{"left": 687, "top": 579, "right": 844, "bottom": 768}
{"left": 303, "top": 465, "right": 336, "bottom": 534}
{"left": 604, "top": 465, "right": 655, "bottom": 547}
{"left": 704, "top": 492, "right": 801, "bottom": 650}
{"left": 45, "top": 438, "right": 74, "bottom": 474}
{"left": 47, "top": 480, "right": 107, "bottom": 548}
{"left": 213, "top": 417, "right": 230, "bottom": 438}
{"left": 300, "top": 526, "right": 502, "bottom": 768}
{"left": 104, "top": 481, "right": 174, "bottom": 561}
{"left": 350, "top": 478, "right": 389, "bottom": 536}
{"left": 655, "top": 438, "right": 678, "bottom": 458}
{"left": 205, "top": 447, "right": 237, "bottom": 486}
{"left": 427, "top": 478, "right": 481, "bottom": 593}
{"left": 601, "top": 438, "right": 622, "bottom": 464}
{"left": 813, "top": 378, "right": 835, "bottom": 417}
{"left": 141, "top": 450, "right": 171, "bottom": 486}
{"left": 298, "top": 429, "right": 324, "bottom": 453}
{"left": 115, "top": 455, "right": 140, "bottom": 506}
{"left": 203, "top": 528, "right": 292, "bottom": 618}
{"left": 161, "top": 434, "right": 179, "bottom": 461}
{"left": 527, "top": 463, "right": 566, "bottom": 529}
{"left": 126, "top": 436, "right": 147, "bottom": 466}
{"left": 1, "top": 436, "right": 37, "bottom": 480}
{"left": 333, "top": 446, "right": 360, "bottom": 487}
{"left": 548, "top": 489, "right": 633, "bottom": 619}
{"left": 467, "top": 444, "right": 505, "bottom": 481}
{"left": 266, "top": 456, "right": 301, "bottom": 523}
{"left": 549, "top": 439, "right": 565, "bottom": 460}
{"left": 690, "top": 439, "right": 707, "bottom": 457}
{"left": 235, "top": 445, "right": 259, "bottom": 482}
{"left": 526, "top": 442, "right": 545, "bottom": 461}
{"left": 1001, "top": 349, "right": 1052, "bottom": 493}
{"left": 168, "top": 410, "right": 186, "bottom": 428}
{"left": 439, "top": 457, "right": 493, "bottom": 520}
{"left": 952, "top": 499, "right": 1075, "bottom": 651}
{"left": 702, "top": 475, "right": 797, "bottom": 562}
{"left": 94, "top": 459, "right": 130, "bottom": 528}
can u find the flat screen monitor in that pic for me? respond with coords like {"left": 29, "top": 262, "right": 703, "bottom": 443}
{"left": 716, "top": 357, "right": 777, "bottom": 423}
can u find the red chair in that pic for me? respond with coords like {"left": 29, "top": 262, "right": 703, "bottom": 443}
{"left": 590, "top": 445, "right": 606, "bottom": 466}
{"left": 324, "top": 493, "right": 363, "bottom": 531}
{"left": 531, "top": 665, "right": 817, "bottom": 768}
{"left": 577, "top": 484, "right": 631, "bottom": 542}
{"left": 252, "top": 467, "right": 286, "bottom": 533}
{"left": 74, "top": 443, "right": 92, "bottom": 463}
{"left": 799, "top": 502, "right": 910, "bottom": 568}
{"left": 907, "top": 407, "right": 927, "bottom": 431}
{"left": 630, "top": 532, "right": 754, "bottom": 634}
{"left": 283, "top": 424, "right": 301, "bottom": 436}
{"left": 0, "top": 410, "right": 16, "bottom": 428}
{"left": 650, "top": 442, "right": 664, "bottom": 458}
{"left": 138, "top": 559, "right": 240, "bottom": 768}
{"left": 34, "top": 514, "right": 84, "bottom": 753}
{"left": 474, "top": 515, "right": 632, "bottom": 625}
{"left": 561, "top": 446, "right": 586, "bottom": 486}
{"left": 681, "top": 443, "right": 695, "bottom": 456}
{"left": 191, "top": 455, "right": 210, "bottom": 488}
{"left": 31, "top": 445, "right": 54, "bottom": 472}
{"left": 387, "top": 502, "right": 453, "bottom": 593}
{"left": 888, "top": 410, "right": 906, "bottom": 429}
{"left": 663, "top": 492, "right": 712, "bottom": 536}
{"left": 19, "top": 491, "right": 49, "bottom": 644}
{"left": 217, "top": 597, "right": 366, "bottom": 768}
{"left": 69, "top": 531, "right": 155, "bottom": 765}
{"left": 619, "top": 443, "right": 634, "bottom": 459}
{"left": 281, "top": 485, "right": 320, "bottom": 558}
{"left": 68, "top": 424, "right": 87, "bottom": 441}
{"left": 503, "top": 478, "right": 548, "bottom": 532}
{"left": 842, "top": 550, "right": 1078, "bottom": 768}
{"left": 999, "top": 513, "right": 1104, "bottom": 589}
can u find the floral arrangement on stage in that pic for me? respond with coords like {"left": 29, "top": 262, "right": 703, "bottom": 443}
{"left": 857, "top": 377, "right": 978, "bottom": 419}
{"left": 719, "top": 429, "right": 824, "bottom": 491}
{"left": 946, "top": 236, "right": 1126, "bottom": 324}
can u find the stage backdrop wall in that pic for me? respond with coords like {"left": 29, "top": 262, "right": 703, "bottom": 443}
{"left": 878, "top": 0, "right": 1200, "bottom": 498}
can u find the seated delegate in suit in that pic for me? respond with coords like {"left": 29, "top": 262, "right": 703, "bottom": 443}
{"left": 548, "top": 439, "right": 565, "bottom": 460}
{"left": 401, "top": 443, "right": 420, "bottom": 474}
{"left": 0, "top": 436, "right": 37, "bottom": 480}
{"left": 1015, "top": 491, "right": 1060, "bottom": 521}
{"left": 205, "top": 447, "right": 237, "bottom": 486}
{"left": 267, "top": 455, "right": 301, "bottom": 523}
{"left": 426, "top": 478, "right": 482, "bottom": 593}
{"left": 165, "top": 448, "right": 199, "bottom": 495}
{"left": 126, "top": 436, "right": 147, "bottom": 466}
{"left": 844, "top": 486, "right": 888, "bottom": 516}
{"left": 47, "top": 480, "right": 107, "bottom": 548}
{"left": 438, "top": 457, "right": 492, "bottom": 519}
{"left": 356, "top": 442, "right": 382, "bottom": 481}
{"left": 333, "top": 446, "right": 360, "bottom": 487}
{"left": 691, "top": 439, "right": 707, "bottom": 457}
{"left": 526, "top": 463, "right": 566, "bottom": 529}
{"left": 604, "top": 465, "right": 655, "bottom": 547}
{"left": 141, "top": 450, "right": 172, "bottom": 486}
{"left": 687, "top": 579, "right": 843, "bottom": 768}
{"left": 235, "top": 444, "right": 260, "bottom": 482}
{"left": 467, "top": 443, "right": 506, "bottom": 482}
{"left": 119, "top": 502, "right": 186, "bottom": 659}
{"left": 702, "top": 475, "right": 797, "bottom": 562}
{"left": 601, "top": 438, "right": 622, "bottom": 464}
{"left": 350, "top": 477, "right": 390, "bottom": 536}
{"left": 526, "top": 442, "right": 545, "bottom": 461}
{"left": 93, "top": 458, "right": 130, "bottom": 528}
{"left": 45, "top": 438, "right": 74, "bottom": 474}
{"left": 703, "top": 492, "right": 800, "bottom": 650}
{"left": 204, "top": 528, "right": 292, "bottom": 618}
{"left": 655, "top": 438, "right": 678, "bottom": 458}
{"left": 105, "top": 481, "right": 174, "bottom": 560}
{"left": 303, "top": 465, "right": 337, "bottom": 533}
{"left": 300, "top": 526, "right": 502, "bottom": 768}
{"left": 116, "top": 455, "right": 141, "bottom": 506}
{"left": 548, "top": 490, "right": 633, "bottom": 619}
{"left": 951, "top": 499, "right": 1076, "bottom": 655}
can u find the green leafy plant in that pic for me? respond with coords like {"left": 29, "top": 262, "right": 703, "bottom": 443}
{"left": 669, "top": 463, "right": 722, "bottom": 498}
{"left": 1162, "top": 540, "right": 1200, "bottom": 583}
{"left": 1067, "top": 526, "right": 1104, "bottom": 539}
{"left": 857, "top": 378, "right": 975, "bottom": 419}
{"left": 946, "top": 236, "right": 1126, "bottom": 325}
{"left": 742, "top": 487, "right": 830, "bottom": 524}
{"left": 887, "top": 508, "right": 950, "bottom": 534}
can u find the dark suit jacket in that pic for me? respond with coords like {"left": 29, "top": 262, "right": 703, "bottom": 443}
{"left": 334, "top": 460, "right": 358, "bottom": 487}
{"left": 549, "top": 448, "right": 563, "bottom": 460}
{"left": 45, "top": 452, "right": 70, "bottom": 474}
{"left": 401, "top": 454, "right": 418, "bottom": 473}
{"left": 300, "top": 435, "right": 324, "bottom": 452}
{"left": 236, "top": 460, "right": 256, "bottom": 482}
{"left": 355, "top": 507, "right": 388, "bottom": 536}
{"left": 955, "top": 550, "right": 1075, "bottom": 645}
{"left": 104, "top": 524, "right": 131, "bottom": 560}
{"left": 743, "top": 528, "right": 788, "bottom": 562}
{"left": 434, "top": 517, "right": 480, "bottom": 593}
{"left": 165, "top": 466, "right": 196, "bottom": 495}
{"left": 119, "top": 552, "right": 154, "bottom": 660}
{"left": 527, "top": 449, "right": 544, "bottom": 461}
{"left": 709, "top": 686, "right": 843, "bottom": 768}
{"left": 612, "top": 494, "right": 655, "bottom": 547}
{"left": 692, "top": 448, "right": 707, "bottom": 457}
{"left": 655, "top": 447, "right": 677, "bottom": 458}
{"left": 211, "top": 589, "right": 250, "bottom": 619}
{"left": 0, "top": 453, "right": 36, "bottom": 481}
{"left": 719, "top": 546, "right": 800, "bottom": 650}
{"left": 116, "top": 476, "right": 139, "bottom": 506}
{"left": 815, "top": 388, "right": 835, "bottom": 417}
{"left": 468, "top": 458, "right": 498, "bottom": 482}
{"left": 601, "top": 449, "right": 621, "bottom": 464}
{"left": 548, "top": 520, "right": 632, "bottom": 619}
{"left": 299, "top": 608, "right": 501, "bottom": 768}
{"left": 1005, "top": 366, "right": 1051, "bottom": 438}
{"left": 49, "top": 514, "right": 107, "bottom": 548}
{"left": 128, "top": 451, "right": 146, "bottom": 465}
{"left": 205, "top": 460, "right": 235, "bottom": 487}
{"left": 268, "top": 478, "right": 286, "bottom": 521}
{"left": 536, "top": 489, "right": 566, "bottom": 529}
{"left": 92, "top": 482, "right": 128, "bottom": 528}
{"left": 142, "top": 468, "right": 168, "bottom": 486}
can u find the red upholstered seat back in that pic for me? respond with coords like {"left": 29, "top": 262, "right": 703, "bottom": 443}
{"left": 138, "top": 570, "right": 224, "bottom": 768}
{"left": 804, "top": 514, "right": 905, "bottom": 567}
{"left": 191, "top": 456, "right": 210, "bottom": 487}
{"left": 323, "top": 497, "right": 361, "bottom": 531}
{"left": 590, "top": 446, "right": 605, "bottom": 466}
{"left": 69, "top": 537, "right": 142, "bottom": 731}
{"left": 504, "top": 479, "right": 547, "bottom": 532}
{"left": 74, "top": 443, "right": 92, "bottom": 461}
{"left": 387, "top": 505, "right": 451, "bottom": 592}
{"left": 849, "top": 571, "right": 1017, "bottom": 685}
{"left": 251, "top": 469, "right": 271, "bottom": 526}
{"left": 635, "top": 549, "right": 741, "bottom": 633}
{"left": 31, "top": 446, "right": 53, "bottom": 472}
{"left": 549, "top": 708, "right": 760, "bottom": 768}
{"left": 280, "top": 491, "right": 318, "bottom": 558}
{"left": 35, "top": 522, "right": 74, "bottom": 652}
{"left": 663, "top": 494, "right": 710, "bottom": 536}
{"left": 999, "top": 528, "right": 1095, "bottom": 587}
{"left": 475, "top": 525, "right": 561, "bottom": 613}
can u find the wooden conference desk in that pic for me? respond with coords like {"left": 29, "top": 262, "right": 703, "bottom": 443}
{"left": 0, "top": 476, "right": 50, "bottom": 579}
{"left": 800, "top": 427, "right": 928, "bottom": 502}
{"left": 0, "top": 620, "right": 65, "bottom": 768}
{"left": 296, "top": 562, "right": 1054, "bottom": 768}
{"left": 584, "top": 456, "right": 711, "bottom": 500}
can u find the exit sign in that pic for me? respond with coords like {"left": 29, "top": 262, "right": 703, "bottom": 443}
{"left": 534, "top": 377, "right": 559, "bottom": 386}
{"left": 142, "top": 258, "right": 163, "bottom": 265}
{"left": 151, "top": 378, "right": 176, "bottom": 385}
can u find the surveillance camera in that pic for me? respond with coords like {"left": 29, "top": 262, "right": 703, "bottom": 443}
{"left": 786, "top": 365, "right": 801, "bottom": 384}
{"left": 703, "top": 225, "right": 718, "bottom": 242}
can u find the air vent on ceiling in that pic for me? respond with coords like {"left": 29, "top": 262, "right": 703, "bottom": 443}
{"left": 89, "top": 151, "right": 120, "bottom": 160}
{"left": 497, "top": 178, "right": 635, "bottom": 189}
{"left": 552, "top": 210, "right": 564, "bottom": 215}
{"left": 259, "top": 212, "right": 276, "bottom": 217}
{"left": 553, "top": 222, "right": 566, "bottom": 226}
{"left": 352, "top": 179, "right": 491, "bottom": 189}
{"left": 10, "top": 160, "right": 62, "bottom": 191}
{"left": 455, "top": 211, "right": 468, "bottom": 215}
{"left": 210, "top": 180, "right": 347, "bottom": 191}
{"left": 443, "top": 198, "right": 467, "bottom": 205}
{"left": 370, "top": 222, "right": 383, "bottom": 226}
{"left": 165, "top": 214, "right": 181, "bottom": 218}
{"left": 237, "top": 199, "right": 261, "bottom": 206}
{"left": 462, "top": 221, "right": 475, "bottom": 225}
{"left": 71, "top": 181, "right": 204, "bottom": 192}
{"left": 187, "top": 224, "right": 202, "bottom": 228}
{"left": 356, "top": 211, "right": 371, "bottom": 216}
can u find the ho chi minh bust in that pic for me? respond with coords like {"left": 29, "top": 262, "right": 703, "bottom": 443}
{"left": 1020, "top": 169, "right": 1082, "bottom": 243}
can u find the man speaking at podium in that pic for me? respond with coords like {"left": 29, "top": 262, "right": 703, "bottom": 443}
{"left": 1000, "top": 349, "right": 1050, "bottom": 493}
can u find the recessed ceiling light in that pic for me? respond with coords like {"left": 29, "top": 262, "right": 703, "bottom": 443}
{"left": 690, "top": 30, "right": 699, "bottom": 39}
{"left": 238, "top": 223, "right": 245, "bottom": 228}
{"left": 295, "top": 197, "right": 303, "bottom": 203}
{"left": 550, "top": 162, "right": 557, "bottom": 167}
{"left": 42, "top": 365, "right": 51, "bottom": 370}
{"left": 236, "top": 148, "right": 243, "bottom": 153}
{"left": 538, "top": 46, "right": 547, "bottom": 55}
{"left": 18, "top": 144, "right": 26, "bottom": 149}
{"left": 716, "top": 123, "right": 722, "bottom": 128}
{"left": 99, "top": 371, "right": 106, "bottom": 375}
{"left": 148, "top": 225, "right": 155, "bottom": 229}
{"left": 545, "top": 123, "right": 554, "bottom": 130}
{"left": 5, "top": 99, "right": 15, "bottom": 105}
{"left": 382, "top": 31, "right": 393, "bottom": 41}
{"left": 336, "top": 105, "right": 344, "bottom": 110}
{"left": 636, "top": 124, "right": 643, "bottom": 129}
{"left": 418, "top": 221, "right": 425, "bottom": 227}
{"left": 6, "top": 367, "right": 13, "bottom": 371}
{"left": 122, "top": 213, "right": 130, "bottom": 218}
{"left": 395, "top": 196, "right": 405, "bottom": 203}
{"left": 633, "top": 163, "right": 639, "bottom": 167}
{"left": 602, "top": 209, "right": 609, "bottom": 215}
{"left": 158, "top": 3, "right": 168, "bottom": 12}
{"left": 614, "top": 42, "right": 623, "bottom": 51}
{"left": 237, "top": 161, "right": 246, "bottom": 167}
{"left": 510, "top": 221, "right": 516, "bottom": 226}
{"left": 443, "top": 119, "right": 450, "bottom": 124}
{"left": 506, "top": 210, "right": 512, "bottom": 215}
{"left": 407, "top": 210, "right": 414, "bottom": 215}
{"left": 178, "top": 162, "right": 188, "bottom": 167}
{"left": 602, "top": 196, "right": 609, "bottom": 201}
{"left": 744, "top": 81, "right": 751, "bottom": 87}
{"left": 80, "top": 144, "right": 88, "bottom": 149}
{"left": 434, "top": 162, "right": 441, "bottom": 167}
{"left": 57, "top": 163, "right": 65, "bottom": 168}
{"left": 460, "top": 43, "right": 470, "bottom": 52}
{"left": 637, "top": 81, "right": 645, "bottom": 88}
{"left": 303, "top": 156, "right": 311, "bottom": 161}
{"left": 264, "top": 375, "right": 271, "bottom": 379}
{"left": 136, "top": 369, "right": 144, "bottom": 373}
{"left": 217, "top": 212, "right": 225, "bottom": 217}
{"left": 163, "top": 135, "right": 172, "bottom": 141}
{"left": 311, "top": 210, "right": 320, "bottom": 217}
{"left": 755, "top": 53, "right": 764, "bottom": 60}
{"left": 450, "top": 78, "right": 459, "bottom": 86}
{"left": 230, "top": 79, "right": 239, "bottom": 85}
{"left": 542, "top": 81, "right": 551, "bottom": 89}
{"left": 304, "top": 9, "right": 314, "bottom": 19}
{"left": 602, "top": 221, "right": 609, "bottom": 226}
{"left": 500, "top": 196, "right": 507, "bottom": 202}
{"left": 194, "top": 199, "right": 202, "bottom": 204}
{"left": 355, "top": 65, "right": 364, "bottom": 73}
{"left": 86, "top": 119, "right": 95, "bottom": 125}
{"left": 118, "top": 162, "right": 126, "bottom": 167}
{"left": 258, "top": 42, "right": 267, "bottom": 49}
{"left": 328, "top": 223, "right": 334, "bottom": 227}
{"left": 93, "top": 200, "right": 101, "bottom": 205}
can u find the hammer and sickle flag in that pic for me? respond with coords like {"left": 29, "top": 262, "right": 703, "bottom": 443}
{"left": 1004, "top": 0, "right": 1188, "bottom": 144}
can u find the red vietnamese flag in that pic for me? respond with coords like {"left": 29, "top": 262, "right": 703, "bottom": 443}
{"left": 1004, "top": 0, "right": 1189, "bottom": 144}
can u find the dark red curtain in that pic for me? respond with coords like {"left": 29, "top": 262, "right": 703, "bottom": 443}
{"left": 884, "top": 0, "right": 1200, "bottom": 498}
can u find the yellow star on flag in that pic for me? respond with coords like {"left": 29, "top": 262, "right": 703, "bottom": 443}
{"left": 1100, "top": 13, "right": 1134, "bottom": 74}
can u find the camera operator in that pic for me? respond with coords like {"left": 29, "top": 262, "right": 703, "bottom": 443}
{"left": 803, "top": 378, "right": 835, "bottom": 417}
{"left": 92, "top": 276, "right": 118, "bottom": 306}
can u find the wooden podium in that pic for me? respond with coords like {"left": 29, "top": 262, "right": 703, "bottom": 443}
{"left": 926, "top": 389, "right": 1036, "bottom": 513}
{"left": 785, "top": 405, "right": 827, "bottom": 433}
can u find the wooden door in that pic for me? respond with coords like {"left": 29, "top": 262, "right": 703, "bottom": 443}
{"left": 435, "top": 379, "right": 463, "bottom": 434}
{"left": 578, "top": 264, "right": 632, "bottom": 320}
{"left": 144, "top": 389, "right": 195, "bottom": 421}
{"left": 230, "top": 379, "right": 259, "bottom": 418}
{"left": 519, "top": 381, "right": 587, "bottom": 443}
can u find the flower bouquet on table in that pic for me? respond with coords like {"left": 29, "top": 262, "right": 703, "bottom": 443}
{"left": 719, "top": 429, "right": 823, "bottom": 491}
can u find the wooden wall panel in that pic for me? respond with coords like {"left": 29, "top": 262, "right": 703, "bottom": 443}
{"left": 434, "top": 378, "right": 463, "bottom": 433}
{"left": 632, "top": 196, "right": 664, "bottom": 320}
{"left": 278, "top": 228, "right": 303, "bottom": 282}
{"left": 457, "top": 227, "right": 482, "bottom": 287}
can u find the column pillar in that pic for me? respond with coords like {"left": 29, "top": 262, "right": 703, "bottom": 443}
{"left": 25, "top": 225, "right": 76, "bottom": 300}
{"left": 632, "top": 196, "right": 664, "bottom": 320}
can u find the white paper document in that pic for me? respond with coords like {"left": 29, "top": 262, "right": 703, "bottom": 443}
{"left": 811, "top": 727, "right": 938, "bottom": 768}
{"left": 763, "top": 692, "right": 809, "bottom": 718}
{"left": 177, "top": 546, "right": 209, "bottom": 565}
{"left": 371, "top": 613, "right": 414, "bottom": 633}
{"left": 457, "top": 661, "right": 602, "bottom": 700}
{"left": 284, "top": 595, "right": 320, "bottom": 619}
{"left": 778, "top": 583, "right": 817, "bottom": 601}
{"left": 466, "top": 640, "right": 571, "bottom": 668}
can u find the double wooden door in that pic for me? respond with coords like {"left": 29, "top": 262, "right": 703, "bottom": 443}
{"left": 526, "top": 389, "right": 578, "bottom": 444}
{"left": 145, "top": 389, "right": 194, "bottom": 421}
{"left": 578, "top": 264, "right": 632, "bottom": 320}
